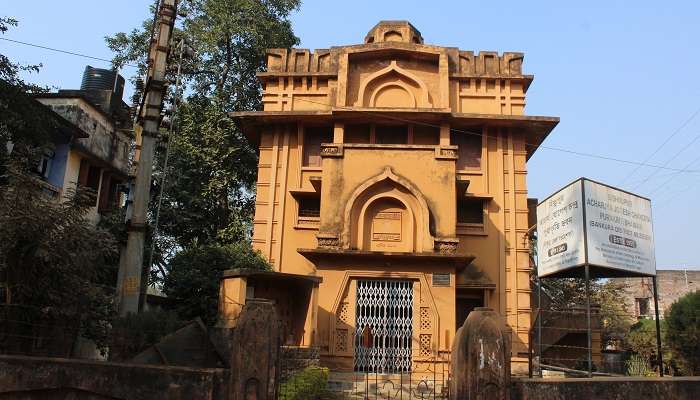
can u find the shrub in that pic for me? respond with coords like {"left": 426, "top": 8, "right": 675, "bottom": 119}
{"left": 626, "top": 354, "right": 653, "bottom": 376}
{"left": 163, "top": 242, "right": 270, "bottom": 325}
{"left": 278, "top": 367, "right": 330, "bottom": 400}
{"left": 665, "top": 290, "right": 700, "bottom": 375}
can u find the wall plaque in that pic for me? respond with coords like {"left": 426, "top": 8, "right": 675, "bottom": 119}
{"left": 372, "top": 211, "right": 402, "bottom": 242}
{"left": 432, "top": 273, "right": 451, "bottom": 287}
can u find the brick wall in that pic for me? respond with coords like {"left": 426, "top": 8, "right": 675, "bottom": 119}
{"left": 616, "top": 270, "right": 700, "bottom": 318}
{"left": 279, "top": 346, "right": 321, "bottom": 381}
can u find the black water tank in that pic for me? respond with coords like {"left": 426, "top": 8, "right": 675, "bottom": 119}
{"left": 80, "top": 65, "right": 125, "bottom": 100}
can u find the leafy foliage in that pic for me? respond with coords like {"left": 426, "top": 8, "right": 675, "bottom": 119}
{"left": 279, "top": 367, "right": 331, "bottom": 400}
{"left": 0, "top": 17, "right": 55, "bottom": 156}
{"left": 626, "top": 319, "right": 668, "bottom": 368}
{"left": 110, "top": 0, "right": 301, "bottom": 251}
{"left": 163, "top": 242, "right": 270, "bottom": 325}
{"left": 542, "top": 277, "right": 634, "bottom": 349}
{"left": 105, "top": 1, "right": 300, "bottom": 316}
{"left": 665, "top": 290, "right": 700, "bottom": 375}
{"left": 153, "top": 97, "right": 258, "bottom": 247}
{"left": 108, "top": 309, "right": 183, "bottom": 361}
{"left": 0, "top": 157, "right": 119, "bottom": 353}
{"left": 626, "top": 354, "right": 654, "bottom": 377}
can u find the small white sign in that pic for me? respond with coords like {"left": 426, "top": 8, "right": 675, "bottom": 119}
{"left": 536, "top": 178, "right": 656, "bottom": 277}
{"left": 536, "top": 181, "right": 586, "bottom": 277}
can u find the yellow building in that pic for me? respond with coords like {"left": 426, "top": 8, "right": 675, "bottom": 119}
{"left": 230, "top": 21, "right": 558, "bottom": 375}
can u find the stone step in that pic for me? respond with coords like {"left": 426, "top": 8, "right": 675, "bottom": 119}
{"left": 327, "top": 372, "right": 448, "bottom": 399}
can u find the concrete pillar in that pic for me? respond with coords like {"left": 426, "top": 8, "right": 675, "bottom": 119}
{"left": 229, "top": 299, "right": 280, "bottom": 400}
{"left": 333, "top": 123, "right": 344, "bottom": 143}
{"left": 302, "top": 283, "right": 319, "bottom": 347}
{"left": 440, "top": 123, "right": 451, "bottom": 145}
{"left": 217, "top": 277, "right": 247, "bottom": 328}
{"left": 450, "top": 307, "right": 510, "bottom": 400}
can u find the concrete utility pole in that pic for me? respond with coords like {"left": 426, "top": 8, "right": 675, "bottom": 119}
{"left": 117, "top": 0, "right": 178, "bottom": 315}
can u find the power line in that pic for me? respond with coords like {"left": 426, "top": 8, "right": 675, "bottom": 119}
{"left": 631, "top": 131, "right": 700, "bottom": 191}
{"left": 653, "top": 174, "right": 700, "bottom": 210}
{"left": 648, "top": 152, "right": 700, "bottom": 197}
{"left": 8, "top": 37, "right": 698, "bottom": 176}
{"left": 291, "top": 96, "right": 700, "bottom": 174}
{"left": 0, "top": 37, "right": 139, "bottom": 68}
{"left": 619, "top": 105, "right": 700, "bottom": 186}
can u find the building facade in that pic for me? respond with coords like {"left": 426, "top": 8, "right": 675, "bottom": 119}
{"left": 231, "top": 21, "right": 558, "bottom": 374}
{"left": 33, "top": 67, "right": 132, "bottom": 223}
{"left": 615, "top": 269, "right": 700, "bottom": 319}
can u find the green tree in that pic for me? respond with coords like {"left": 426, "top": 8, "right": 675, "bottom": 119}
{"left": 0, "top": 17, "right": 56, "bottom": 162}
{"left": 1, "top": 18, "right": 119, "bottom": 355}
{"left": 105, "top": 0, "right": 300, "bottom": 269}
{"left": 665, "top": 290, "right": 700, "bottom": 375}
{"left": 541, "top": 277, "right": 634, "bottom": 349}
{"left": 163, "top": 242, "right": 270, "bottom": 325}
{"left": 0, "top": 161, "right": 119, "bottom": 355}
{"left": 626, "top": 319, "right": 670, "bottom": 372}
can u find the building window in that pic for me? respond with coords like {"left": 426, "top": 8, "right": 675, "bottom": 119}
{"left": 303, "top": 127, "right": 333, "bottom": 167}
{"left": 636, "top": 298, "right": 650, "bottom": 317}
{"left": 77, "top": 160, "right": 102, "bottom": 205}
{"left": 457, "top": 198, "right": 484, "bottom": 225}
{"left": 451, "top": 131, "right": 482, "bottom": 169}
{"left": 375, "top": 125, "right": 408, "bottom": 144}
{"left": 36, "top": 149, "right": 54, "bottom": 180}
{"left": 298, "top": 196, "right": 321, "bottom": 219}
{"left": 413, "top": 126, "right": 440, "bottom": 145}
{"left": 345, "top": 124, "right": 371, "bottom": 144}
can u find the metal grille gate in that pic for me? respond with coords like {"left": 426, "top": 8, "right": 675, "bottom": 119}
{"left": 354, "top": 280, "right": 413, "bottom": 373}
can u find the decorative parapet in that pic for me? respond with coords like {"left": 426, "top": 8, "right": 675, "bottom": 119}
{"left": 453, "top": 51, "right": 525, "bottom": 77}
{"left": 434, "top": 237, "right": 459, "bottom": 255}
{"left": 264, "top": 48, "right": 336, "bottom": 74}
{"left": 435, "top": 145, "right": 458, "bottom": 160}
{"left": 316, "top": 233, "right": 341, "bottom": 249}
{"left": 320, "top": 143, "right": 344, "bottom": 158}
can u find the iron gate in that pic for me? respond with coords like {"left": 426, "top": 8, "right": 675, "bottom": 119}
{"left": 354, "top": 279, "right": 413, "bottom": 373}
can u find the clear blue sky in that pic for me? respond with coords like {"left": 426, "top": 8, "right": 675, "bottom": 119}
{"left": 2, "top": 1, "right": 698, "bottom": 269}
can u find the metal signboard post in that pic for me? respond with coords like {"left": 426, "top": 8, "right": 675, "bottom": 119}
{"left": 535, "top": 178, "right": 660, "bottom": 377}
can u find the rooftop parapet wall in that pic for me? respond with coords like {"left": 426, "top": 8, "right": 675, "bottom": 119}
{"left": 265, "top": 48, "right": 337, "bottom": 74}
{"left": 263, "top": 48, "right": 527, "bottom": 78}
{"left": 258, "top": 24, "right": 533, "bottom": 114}
{"left": 454, "top": 51, "right": 525, "bottom": 77}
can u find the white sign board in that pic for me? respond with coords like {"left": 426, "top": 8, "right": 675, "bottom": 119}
{"left": 537, "top": 178, "right": 656, "bottom": 277}
{"left": 536, "top": 180, "right": 586, "bottom": 277}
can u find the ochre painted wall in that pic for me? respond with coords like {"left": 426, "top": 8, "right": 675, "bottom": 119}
{"left": 242, "top": 21, "right": 558, "bottom": 375}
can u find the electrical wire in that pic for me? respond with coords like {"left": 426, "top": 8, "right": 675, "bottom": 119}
{"left": 631, "top": 131, "right": 700, "bottom": 191}
{"left": 0, "top": 37, "right": 139, "bottom": 68}
{"left": 291, "top": 96, "right": 700, "bottom": 174}
{"left": 4, "top": 36, "right": 699, "bottom": 174}
{"left": 648, "top": 152, "right": 700, "bottom": 197}
{"left": 618, "top": 105, "right": 700, "bottom": 185}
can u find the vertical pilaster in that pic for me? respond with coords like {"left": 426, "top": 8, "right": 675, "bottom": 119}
{"left": 265, "top": 128, "right": 280, "bottom": 265}
{"left": 440, "top": 123, "right": 450, "bottom": 146}
{"left": 496, "top": 130, "right": 507, "bottom": 316}
{"left": 274, "top": 128, "right": 291, "bottom": 271}
{"left": 333, "top": 123, "right": 344, "bottom": 143}
{"left": 303, "top": 283, "right": 320, "bottom": 347}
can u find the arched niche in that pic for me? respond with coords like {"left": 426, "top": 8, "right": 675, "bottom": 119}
{"left": 355, "top": 60, "right": 432, "bottom": 108}
{"left": 359, "top": 195, "right": 414, "bottom": 252}
{"left": 369, "top": 81, "right": 417, "bottom": 108}
{"left": 343, "top": 167, "right": 433, "bottom": 252}
{"left": 384, "top": 30, "right": 403, "bottom": 42}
